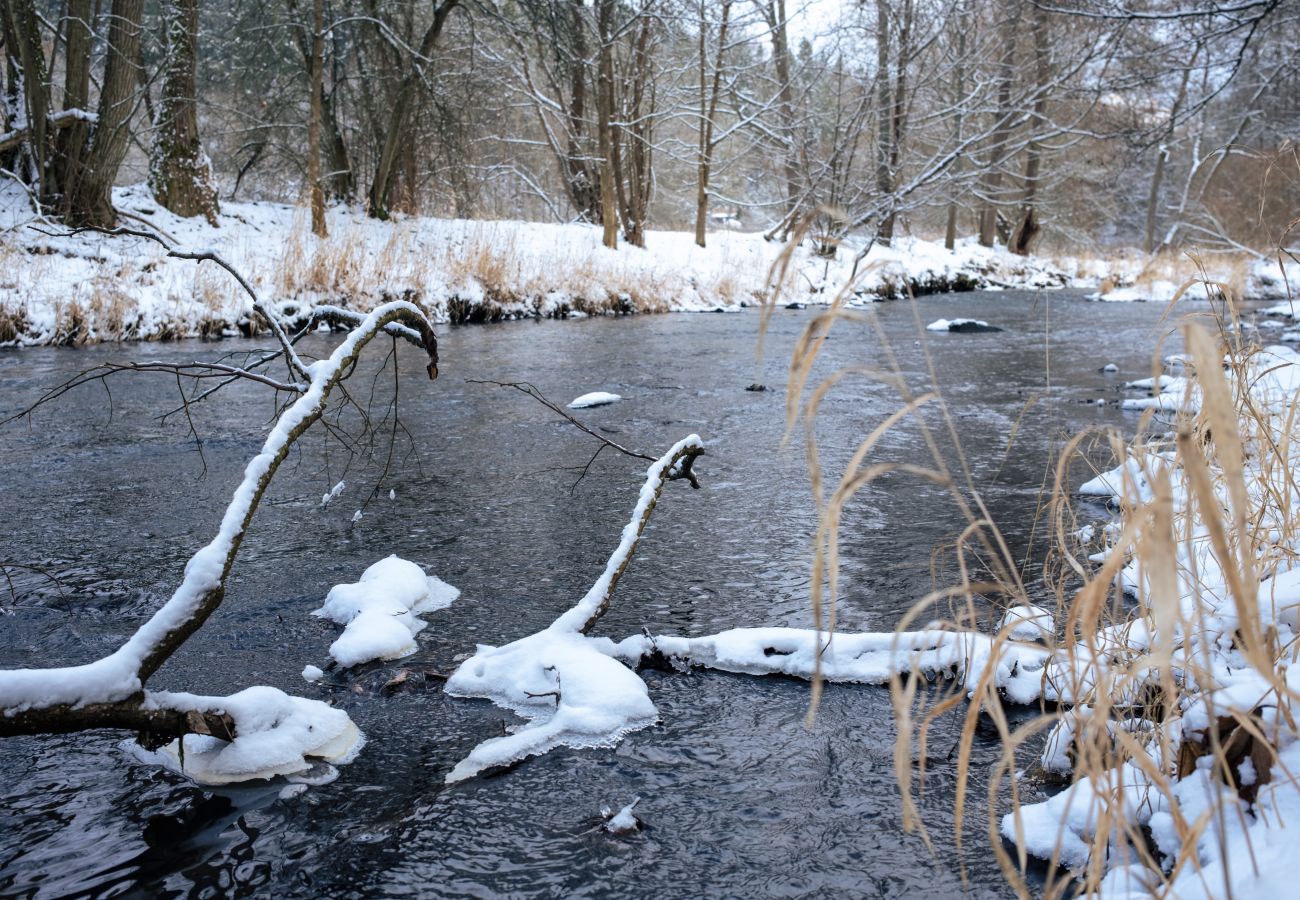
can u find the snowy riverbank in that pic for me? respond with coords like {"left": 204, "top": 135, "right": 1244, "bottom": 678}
{"left": 0, "top": 184, "right": 1080, "bottom": 347}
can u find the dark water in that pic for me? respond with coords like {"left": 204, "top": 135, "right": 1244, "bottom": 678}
{"left": 0, "top": 292, "right": 1195, "bottom": 898}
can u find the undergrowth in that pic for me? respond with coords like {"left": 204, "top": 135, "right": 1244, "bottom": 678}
{"left": 769, "top": 215, "right": 1300, "bottom": 897}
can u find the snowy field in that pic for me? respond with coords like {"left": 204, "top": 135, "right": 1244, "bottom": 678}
{"left": 0, "top": 183, "right": 1081, "bottom": 347}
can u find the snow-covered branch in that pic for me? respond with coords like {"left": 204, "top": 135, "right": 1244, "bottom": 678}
{"left": 0, "top": 299, "right": 440, "bottom": 779}
{"left": 443, "top": 435, "right": 704, "bottom": 782}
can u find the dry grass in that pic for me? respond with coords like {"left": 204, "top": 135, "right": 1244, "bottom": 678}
{"left": 772, "top": 225, "right": 1300, "bottom": 895}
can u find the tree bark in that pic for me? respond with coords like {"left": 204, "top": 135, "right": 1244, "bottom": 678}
{"left": 763, "top": 0, "right": 800, "bottom": 234}
{"left": 149, "top": 0, "right": 220, "bottom": 224}
{"left": 596, "top": 0, "right": 618, "bottom": 249}
{"left": 977, "top": 0, "right": 1022, "bottom": 248}
{"left": 943, "top": 0, "right": 969, "bottom": 251}
{"left": 367, "top": 0, "right": 459, "bottom": 220}
{"left": 308, "top": 0, "right": 326, "bottom": 235}
{"left": 1144, "top": 64, "right": 1191, "bottom": 254}
{"left": 65, "top": 0, "right": 145, "bottom": 228}
{"left": 2, "top": 0, "right": 48, "bottom": 194}
{"left": 1009, "top": 1, "right": 1049, "bottom": 256}
{"left": 694, "top": 0, "right": 731, "bottom": 248}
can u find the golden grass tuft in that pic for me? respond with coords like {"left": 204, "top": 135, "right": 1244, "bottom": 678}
{"left": 771, "top": 222, "right": 1300, "bottom": 896}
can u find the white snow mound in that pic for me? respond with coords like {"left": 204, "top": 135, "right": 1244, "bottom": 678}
{"left": 314, "top": 555, "right": 459, "bottom": 667}
{"left": 444, "top": 630, "right": 657, "bottom": 783}
{"left": 134, "top": 686, "right": 364, "bottom": 786}
{"left": 568, "top": 392, "right": 622, "bottom": 409}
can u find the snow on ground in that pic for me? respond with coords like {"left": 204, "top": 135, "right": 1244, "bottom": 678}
{"left": 1084, "top": 252, "right": 1296, "bottom": 304}
{"left": 999, "top": 604, "right": 1054, "bottom": 641}
{"left": 568, "top": 392, "right": 621, "bottom": 409}
{"left": 314, "top": 555, "right": 459, "bottom": 667}
{"left": 1120, "top": 373, "right": 1198, "bottom": 413}
{"left": 0, "top": 183, "right": 1076, "bottom": 346}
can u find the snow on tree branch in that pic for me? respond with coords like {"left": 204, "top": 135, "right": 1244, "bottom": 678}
{"left": 0, "top": 296, "right": 441, "bottom": 784}
{"left": 443, "top": 435, "right": 704, "bottom": 782}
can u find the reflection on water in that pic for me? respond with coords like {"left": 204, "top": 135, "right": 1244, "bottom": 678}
{"left": 0, "top": 292, "right": 1191, "bottom": 897}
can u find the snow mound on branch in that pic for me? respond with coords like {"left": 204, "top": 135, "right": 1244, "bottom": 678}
{"left": 314, "top": 555, "right": 459, "bottom": 667}
{"left": 568, "top": 392, "right": 622, "bottom": 409}
{"left": 602, "top": 797, "right": 642, "bottom": 834}
{"left": 444, "top": 630, "right": 656, "bottom": 783}
{"left": 134, "top": 687, "right": 364, "bottom": 786}
{"left": 999, "top": 604, "right": 1054, "bottom": 641}
{"left": 443, "top": 435, "right": 703, "bottom": 783}
{"left": 622, "top": 626, "right": 1057, "bottom": 706}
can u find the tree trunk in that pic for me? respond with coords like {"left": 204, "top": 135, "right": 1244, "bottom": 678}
{"left": 65, "top": 0, "right": 145, "bottom": 228}
{"left": 1009, "top": 0, "right": 1048, "bottom": 256}
{"left": 1144, "top": 64, "right": 1191, "bottom": 254}
{"left": 367, "top": 0, "right": 458, "bottom": 220}
{"left": 596, "top": 0, "right": 618, "bottom": 249}
{"left": 977, "top": 0, "right": 1021, "bottom": 248}
{"left": 616, "top": 6, "right": 655, "bottom": 248}
{"left": 54, "top": 0, "right": 94, "bottom": 200}
{"left": 322, "top": 90, "right": 354, "bottom": 201}
{"left": 2, "top": 0, "right": 49, "bottom": 195}
{"left": 944, "top": 0, "right": 968, "bottom": 250}
{"left": 308, "top": 0, "right": 326, "bottom": 235}
{"left": 693, "top": 0, "right": 730, "bottom": 248}
{"left": 149, "top": 0, "right": 220, "bottom": 224}
{"left": 765, "top": 0, "right": 799, "bottom": 233}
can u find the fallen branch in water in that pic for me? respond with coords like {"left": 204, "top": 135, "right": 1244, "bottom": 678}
{"left": 468, "top": 379, "right": 701, "bottom": 490}
{"left": 0, "top": 239, "right": 441, "bottom": 784}
{"left": 443, "top": 434, "right": 705, "bottom": 781}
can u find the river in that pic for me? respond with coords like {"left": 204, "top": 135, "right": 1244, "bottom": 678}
{"left": 0, "top": 290, "right": 1199, "bottom": 897}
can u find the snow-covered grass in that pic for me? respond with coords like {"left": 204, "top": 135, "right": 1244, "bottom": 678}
{"left": 1083, "top": 248, "right": 1296, "bottom": 303}
{"left": 0, "top": 184, "right": 1075, "bottom": 347}
{"left": 979, "top": 332, "right": 1300, "bottom": 895}
{"left": 724, "top": 265, "right": 1300, "bottom": 895}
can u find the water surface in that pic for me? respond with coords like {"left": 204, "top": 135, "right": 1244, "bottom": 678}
{"left": 0, "top": 291, "right": 1198, "bottom": 898}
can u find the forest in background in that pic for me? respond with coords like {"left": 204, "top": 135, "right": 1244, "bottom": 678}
{"left": 1, "top": 0, "right": 1297, "bottom": 258}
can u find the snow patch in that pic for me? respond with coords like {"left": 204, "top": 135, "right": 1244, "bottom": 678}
{"left": 568, "top": 392, "right": 622, "bottom": 409}
{"left": 314, "top": 555, "right": 459, "bottom": 667}
{"left": 131, "top": 687, "right": 364, "bottom": 786}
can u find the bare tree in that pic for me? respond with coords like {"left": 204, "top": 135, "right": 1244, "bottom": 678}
{"left": 694, "top": 0, "right": 733, "bottom": 247}
{"left": 150, "top": 0, "right": 221, "bottom": 224}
